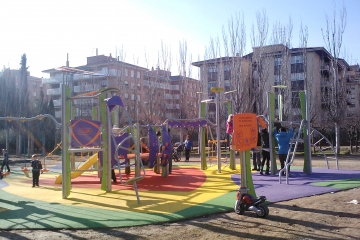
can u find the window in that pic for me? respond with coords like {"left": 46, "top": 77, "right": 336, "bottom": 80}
{"left": 223, "top": 64, "right": 231, "bottom": 80}
{"left": 131, "top": 94, "right": 135, "bottom": 100}
{"left": 124, "top": 81, "right": 128, "bottom": 88}
{"left": 137, "top": 71, "right": 140, "bottom": 78}
{"left": 291, "top": 55, "right": 304, "bottom": 73}
{"left": 131, "top": 82, "right": 135, "bottom": 89}
{"left": 274, "top": 56, "right": 282, "bottom": 66}
{"left": 351, "top": 94, "right": 355, "bottom": 99}
{"left": 208, "top": 81, "right": 217, "bottom": 88}
{"left": 274, "top": 57, "right": 282, "bottom": 75}
{"left": 291, "top": 63, "right": 304, "bottom": 73}
{"left": 274, "top": 75, "right": 282, "bottom": 83}
{"left": 208, "top": 65, "right": 218, "bottom": 81}
{"left": 125, "top": 93, "right": 128, "bottom": 99}
{"left": 291, "top": 73, "right": 304, "bottom": 81}
{"left": 137, "top": 83, "right": 141, "bottom": 90}
{"left": 33, "top": 92, "right": 36, "bottom": 97}
{"left": 291, "top": 55, "right": 303, "bottom": 64}
{"left": 137, "top": 95, "right": 140, "bottom": 102}
{"left": 101, "top": 80, "right": 107, "bottom": 87}
{"left": 131, "top": 70, "right": 134, "bottom": 78}
{"left": 125, "top": 69, "right": 128, "bottom": 76}
{"left": 208, "top": 66, "right": 217, "bottom": 73}
{"left": 291, "top": 80, "right": 304, "bottom": 91}
{"left": 291, "top": 92, "right": 300, "bottom": 108}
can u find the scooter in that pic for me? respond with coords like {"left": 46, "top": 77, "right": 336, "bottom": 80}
{"left": 234, "top": 187, "right": 269, "bottom": 217}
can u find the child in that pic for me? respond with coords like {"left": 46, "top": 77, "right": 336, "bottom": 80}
{"left": 274, "top": 126, "right": 294, "bottom": 176}
{"left": 31, "top": 155, "right": 43, "bottom": 187}
{"left": 1, "top": 149, "right": 10, "bottom": 173}
{"left": 184, "top": 135, "right": 193, "bottom": 162}
{"left": 226, "top": 114, "right": 234, "bottom": 150}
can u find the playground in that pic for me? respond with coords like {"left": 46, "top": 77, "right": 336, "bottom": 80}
{"left": 0, "top": 155, "right": 360, "bottom": 239}
{"left": 1, "top": 87, "right": 360, "bottom": 239}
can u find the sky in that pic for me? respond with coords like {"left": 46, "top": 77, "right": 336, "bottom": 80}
{"left": 0, "top": 0, "right": 359, "bottom": 79}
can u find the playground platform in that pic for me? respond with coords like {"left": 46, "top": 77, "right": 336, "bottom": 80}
{"left": 1, "top": 156, "right": 360, "bottom": 230}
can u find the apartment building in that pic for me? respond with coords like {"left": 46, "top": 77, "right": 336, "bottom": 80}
{"left": 347, "top": 64, "right": 360, "bottom": 115}
{"left": 42, "top": 53, "right": 200, "bottom": 124}
{"left": 192, "top": 44, "right": 354, "bottom": 128}
{"left": 2, "top": 68, "right": 46, "bottom": 107}
{"left": 192, "top": 56, "right": 252, "bottom": 119}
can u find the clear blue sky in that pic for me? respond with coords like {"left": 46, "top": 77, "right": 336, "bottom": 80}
{"left": 0, "top": 0, "right": 359, "bottom": 78}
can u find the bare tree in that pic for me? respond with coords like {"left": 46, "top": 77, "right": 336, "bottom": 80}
{"left": 321, "top": 3, "right": 348, "bottom": 153}
{"left": 249, "top": 10, "right": 271, "bottom": 117}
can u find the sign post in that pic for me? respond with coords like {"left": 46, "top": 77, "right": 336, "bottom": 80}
{"left": 232, "top": 113, "right": 258, "bottom": 197}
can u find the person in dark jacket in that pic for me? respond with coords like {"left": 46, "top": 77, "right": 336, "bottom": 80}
{"left": 31, "top": 154, "right": 43, "bottom": 187}
{"left": 274, "top": 126, "right": 294, "bottom": 175}
{"left": 252, "top": 132, "right": 262, "bottom": 171}
{"left": 259, "top": 128, "right": 270, "bottom": 175}
{"left": 1, "top": 149, "right": 10, "bottom": 173}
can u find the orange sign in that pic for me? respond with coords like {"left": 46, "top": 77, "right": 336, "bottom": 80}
{"left": 232, "top": 113, "right": 258, "bottom": 151}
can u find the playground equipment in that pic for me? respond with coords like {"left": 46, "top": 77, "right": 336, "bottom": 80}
{"left": 0, "top": 115, "right": 61, "bottom": 156}
{"left": 198, "top": 87, "right": 236, "bottom": 172}
{"left": 45, "top": 142, "right": 62, "bottom": 161}
{"left": 60, "top": 84, "right": 173, "bottom": 203}
{"left": 267, "top": 90, "right": 338, "bottom": 184}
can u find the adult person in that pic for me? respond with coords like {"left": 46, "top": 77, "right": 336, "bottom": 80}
{"left": 226, "top": 114, "right": 234, "bottom": 150}
{"left": 252, "top": 131, "right": 262, "bottom": 171}
{"left": 184, "top": 135, "right": 193, "bottom": 162}
{"left": 259, "top": 128, "right": 270, "bottom": 175}
{"left": 31, "top": 154, "right": 43, "bottom": 187}
{"left": 1, "top": 149, "right": 10, "bottom": 173}
{"left": 274, "top": 126, "right": 294, "bottom": 176}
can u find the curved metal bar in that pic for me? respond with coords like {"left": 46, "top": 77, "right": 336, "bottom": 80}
{"left": 0, "top": 114, "right": 61, "bottom": 129}
{"left": 163, "top": 117, "right": 217, "bottom": 127}
{"left": 279, "top": 120, "right": 304, "bottom": 184}
{"left": 70, "top": 87, "right": 120, "bottom": 100}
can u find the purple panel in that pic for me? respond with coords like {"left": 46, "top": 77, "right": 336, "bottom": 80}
{"left": 160, "top": 125, "right": 172, "bottom": 166}
{"left": 70, "top": 119, "right": 101, "bottom": 148}
{"left": 148, "top": 127, "right": 159, "bottom": 168}
{"left": 107, "top": 96, "right": 124, "bottom": 112}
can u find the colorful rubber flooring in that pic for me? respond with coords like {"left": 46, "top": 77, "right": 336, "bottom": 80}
{"left": 0, "top": 160, "right": 360, "bottom": 229}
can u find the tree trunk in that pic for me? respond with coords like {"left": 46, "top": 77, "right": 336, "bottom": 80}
{"left": 335, "top": 123, "right": 340, "bottom": 154}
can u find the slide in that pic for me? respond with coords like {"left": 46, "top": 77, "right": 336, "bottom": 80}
{"left": 54, "top": 154, "right": 98, "bottom": 184}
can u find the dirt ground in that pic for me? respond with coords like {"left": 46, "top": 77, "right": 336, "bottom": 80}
{"left": 1, "top": 156, "right": 359, "bottom": 240}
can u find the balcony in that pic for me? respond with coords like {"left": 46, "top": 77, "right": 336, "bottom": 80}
{"left": 53, "top": 99, "right": 61, "bottom": 107}
{"left": 73, "top": 84, "right": 100, "bottom": 93}
{"left": 47, "top": 88, "right": 61, "bottom": 96}
{"left": 55, "top": 111, "right": 61, "bottom": 119}
{"left": 42, "top": 76, "right": 63, "bottom": 84}
{"left": 321, "top": 65, "right": 330, "bottom": 71}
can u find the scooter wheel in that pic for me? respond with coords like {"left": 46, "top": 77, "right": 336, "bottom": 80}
{"left": 256, "top": 205, "right": 268, "bottom": 218}
{"left": 234, "top": 201, "right": 245, "bottom": 215}
{"left": 263, "top": 205, "right": 269, "bottom": 216}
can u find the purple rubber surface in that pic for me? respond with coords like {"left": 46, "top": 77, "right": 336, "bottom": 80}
{"left": 232, "top": 168, "right": 360, "bottom": 202}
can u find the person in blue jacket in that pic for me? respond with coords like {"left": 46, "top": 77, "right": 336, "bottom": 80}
{"left": 274, "top": 126, "right": 293, "bottom": 175}
{"left": 184, "top": 135, "right": 193, "bottom": 162}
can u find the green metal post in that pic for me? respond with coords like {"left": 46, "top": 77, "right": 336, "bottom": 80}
{"left": 269, "top": 92, "right": 277, "bottom": 175}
